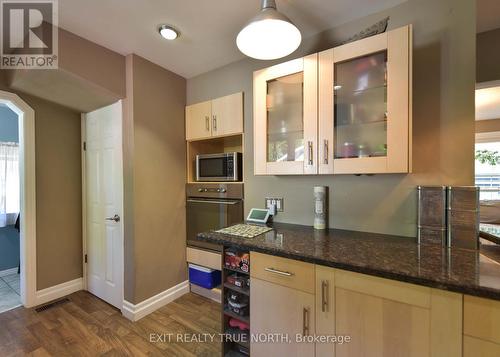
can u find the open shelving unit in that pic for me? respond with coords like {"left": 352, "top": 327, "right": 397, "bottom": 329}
{"left": 186, "top": 133, "right": 244, "bottom": 184}
{"left": 221, "top": 246, "right": 251, "bottom": 357}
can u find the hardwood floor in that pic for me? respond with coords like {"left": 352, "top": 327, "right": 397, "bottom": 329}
{"left": 0, "top": 291, "right": 222, "bottom": 356}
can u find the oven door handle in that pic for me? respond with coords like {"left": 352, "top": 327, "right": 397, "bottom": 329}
{"left": 187, "top": 199, "right": 239, "bottom": 205}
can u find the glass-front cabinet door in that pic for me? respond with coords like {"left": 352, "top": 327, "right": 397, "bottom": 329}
{"left": 254, "top": 54, "right": 318, "bottom": 175}
{"left": 319, "top": 25, "right": 412, "bottom": 174}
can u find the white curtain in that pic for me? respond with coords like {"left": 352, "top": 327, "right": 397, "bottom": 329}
{"left": 0, "top": 142, "right": 20, "bottom": 227}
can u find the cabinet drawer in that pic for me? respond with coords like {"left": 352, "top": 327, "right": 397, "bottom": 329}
{"left": 464, "top": 295, "right": 500, "bottom": 344}
{"left": 464, "top": 336, "right": 500, "bottom": 357}
{"left": 186, "top": 247, "right": 221, "bottom": 271}
{"left": 335, "top": 269, "right": 431, "bottom": 308}
{"left": 250, "top": 252, "right": 315, "bottom": 294}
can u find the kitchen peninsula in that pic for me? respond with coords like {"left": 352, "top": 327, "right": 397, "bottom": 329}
{"left": 198, "top": 223, "right": 500, "bottom": 356}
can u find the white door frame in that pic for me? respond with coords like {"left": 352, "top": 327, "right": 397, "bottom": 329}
{"left": 0, "top": 90, "right": 37, "bottom": 308}
{"left": 81, "top": 114, "right": 87, "bottom": 291}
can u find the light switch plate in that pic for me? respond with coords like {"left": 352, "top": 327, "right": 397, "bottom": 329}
{"left": 265, "top": 197, "right": 284, "bottom": 212}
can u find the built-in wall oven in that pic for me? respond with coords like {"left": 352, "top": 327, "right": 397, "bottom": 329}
{"left": 186, "top": 183, "right": 244, "bottom": 252}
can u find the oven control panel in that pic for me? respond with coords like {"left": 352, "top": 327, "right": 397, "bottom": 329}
{"left": 197, "top": 187, "right": 227, "bottom": 193}
{"left": 187, "top": 183, "right": 243, "bottom": 200}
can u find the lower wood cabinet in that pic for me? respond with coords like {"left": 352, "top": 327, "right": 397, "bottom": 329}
{"left": 464, "top": 295, "right": 500, "bottom": 356}
{"left": 248, "top": 252, "right": 500, "bottom": 357}
{"left": 315, "top": 268, "right": 462, "bottom": 357}
{"left": 250, "top": 252, "right": 315, "bottom": 356}
{"left": 250, "top": 278, "right": 315, "bottom": 357}
{"left": 464, "top": 336, "right": 500, "bottom": 357}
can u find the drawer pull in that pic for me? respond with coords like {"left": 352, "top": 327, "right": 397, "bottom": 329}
{"left": 324, "top": 140, "right": 329, "bottom": 165}
{"left": 308, "top": 141, "right": 313, "bottom": 165}
{"left": 321, "top": 280, "right": 329, "bottom": 312}
{"left": 264, "top": 267, "right": 294, "bottom": 277}
{"left": 303, "top": 307, "right": 310, "bottom": 336}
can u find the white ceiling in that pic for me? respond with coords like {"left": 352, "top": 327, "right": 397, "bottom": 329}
{"left": 58, "top": 0, "right": 407, "bottom": 78}
{"left": 476, "top": 86, "right": 500, "bottom": 120}
{"left": 477, "top": 0, "right": 500, "bottom": 33}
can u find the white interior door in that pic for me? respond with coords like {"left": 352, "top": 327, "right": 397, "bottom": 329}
{"left": 85, "top": 101, "right": 123, "bottom": 309}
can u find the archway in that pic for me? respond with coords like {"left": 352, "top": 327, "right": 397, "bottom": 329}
{"left": 0, "top": 90, "right": 36, "bottom": 308}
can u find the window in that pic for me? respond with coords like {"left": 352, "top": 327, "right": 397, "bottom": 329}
{"left": 475, "top": 141, "right": 500, "bottom": 201}
{"left": 0, "top": 142, "right": 20, "bottom": 227}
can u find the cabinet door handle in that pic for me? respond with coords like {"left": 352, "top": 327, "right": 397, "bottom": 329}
{"left": 205, "top": 116, "right": 210, "bottom": 131}
{"left": 323, "top": 140, "right": 329, "bottom": 165}
{"left": 308, "top": 141, "right": 313, "bottom": 165}
{"left": 321, "top": 280, "right": 329, "bottom": 312}
{"left": 303, "top": 307, "right": 310, "bottom": 336}
{"left": 264, "top": 267, "right": 294, "bottom": 277}
{"left": 212, "top": 115, "right": 217, "bottom": 131}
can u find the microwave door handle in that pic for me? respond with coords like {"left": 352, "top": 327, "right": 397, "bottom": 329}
{"left": 186, "top": 199, "right": 239, "bottom": 205}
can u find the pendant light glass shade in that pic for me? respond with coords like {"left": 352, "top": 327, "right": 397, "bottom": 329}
{"left": 237, "top": 0, "right": 301, "bottom": 60}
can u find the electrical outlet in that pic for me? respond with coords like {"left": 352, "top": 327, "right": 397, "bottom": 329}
{"left": 265, "top": 197, "right": 284, "bottom": 212}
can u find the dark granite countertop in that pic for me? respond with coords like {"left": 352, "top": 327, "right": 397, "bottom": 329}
{"left": 197, "top": 223, "right": 500, "bottom": 301}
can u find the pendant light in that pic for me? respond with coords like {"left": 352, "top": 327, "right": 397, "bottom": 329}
{"left": 237, "top": 0, "right": 302, "bottom": 60}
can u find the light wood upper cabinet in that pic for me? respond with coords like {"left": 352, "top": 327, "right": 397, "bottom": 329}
{"left": 186, "top": 100, "right": 212, "bottom": 140}
{"left": 253, "top": 25, "right": 412, "bottom": 175}
{"left": 319, "top": 25, "right": 412, "bottom": 174}
{"left": 254, "top": 54, "right": 318, "bottom": 175}
{"left": 212, "top": 92, "right": 243, "bottom": 137}
{"left": 185, "top": 92, "right": 243, "bottom": 141}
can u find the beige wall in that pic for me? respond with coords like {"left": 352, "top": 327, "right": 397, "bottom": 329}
{"left": 187, "top": 0, "right": 476, "bottom": 237}
{"left": 477, "top": 28, "right": 500, "bottom": 83}
{"left": 476, "top": 118, "right": 500, "bottom": 133}
{"left": 123, "top": 54, "right": 187, "bottom": 304}
{"left": 0, "top": 74, "right": 82, "bottom": 290}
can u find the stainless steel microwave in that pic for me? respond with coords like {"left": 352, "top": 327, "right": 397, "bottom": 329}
{"left": 196, "top": 152, "right": 242, "bottom": 182}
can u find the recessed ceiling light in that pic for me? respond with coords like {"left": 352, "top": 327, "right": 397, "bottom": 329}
{"left": 237, "top": 0, "right": 301, "bottom": 60}
{"left": 159, "top": 25, "right": 179, "bottom": 40}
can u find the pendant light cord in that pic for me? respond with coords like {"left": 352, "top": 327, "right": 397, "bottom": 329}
{"left": 261, "top": 0, "right": 277, "bottom": 10}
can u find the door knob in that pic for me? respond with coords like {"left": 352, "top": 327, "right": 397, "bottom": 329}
{"left": 105, "top": 214, "right": 120, "bottom": 223}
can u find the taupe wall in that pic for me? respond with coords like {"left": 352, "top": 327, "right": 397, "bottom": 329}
{"left": 187, "top": 0, "right": 476, "bottom": 237}
{"left": 5, "top": 28, "right": 126, "bottom": 113}
{"left": 31, "top": 95, "right": 82, "bottom": 289}
{"left": 477, "top": 28, "right": 500, "bottom": 83}
{"left": 0, "top": 75, "right": 82, "bottom": 289}
{"left": 123, "top": 54, "right": 187, "bottom": 304}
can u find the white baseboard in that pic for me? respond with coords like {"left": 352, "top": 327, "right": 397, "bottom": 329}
{"left": 0, "top": 267, "right": 18, "bottom": 278}
{"left": 122, "top": 280, "right": 189, "bottom": 321}
{"left": 35, "top": 277, "right": 84, "bottom": 306}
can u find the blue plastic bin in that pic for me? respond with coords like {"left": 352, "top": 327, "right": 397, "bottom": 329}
{"left": 189, "top": 264, "right": 221, "bottom": 289}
